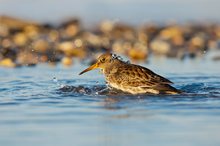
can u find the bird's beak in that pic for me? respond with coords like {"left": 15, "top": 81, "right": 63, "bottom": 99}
{"left": 79, "top": 63, "right": 98, "bottom": 75}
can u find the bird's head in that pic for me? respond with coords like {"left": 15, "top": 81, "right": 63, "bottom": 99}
{"left": 79, "top": 53, "right": 113, "bottom": 75}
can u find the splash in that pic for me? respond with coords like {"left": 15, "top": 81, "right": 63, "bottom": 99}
{"left": 58, "top": 85, "right": 107, "bottom": 95}
{"left": 53, "top": 77, "right": 65, "bottom": 88}
{"left": 111, "top": 54, "right": 130, "bottom": 64}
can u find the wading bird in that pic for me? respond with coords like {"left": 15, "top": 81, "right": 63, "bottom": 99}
{"left": 79, "top": 53, "right": 181, "bottom": 94}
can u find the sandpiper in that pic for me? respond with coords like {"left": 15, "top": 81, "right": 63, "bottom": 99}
{"left": 79, "top": 53, "right": 181, "bottom": 94}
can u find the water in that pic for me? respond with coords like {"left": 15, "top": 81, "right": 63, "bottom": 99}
{"left": 0, "top": 57, "right": 220, "bottom": 146}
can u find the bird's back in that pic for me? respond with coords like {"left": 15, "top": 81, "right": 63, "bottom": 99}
{"left": 105, "top": 61, "right": 181, "bottom": 94}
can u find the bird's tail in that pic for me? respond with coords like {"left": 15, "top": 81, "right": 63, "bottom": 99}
{"left": 154, "top": 84, "right": 182, "bottom": 94}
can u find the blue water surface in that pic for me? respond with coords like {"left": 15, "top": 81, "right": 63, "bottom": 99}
{"left": 0, "top": 56, "right": 220, "bottom": 146}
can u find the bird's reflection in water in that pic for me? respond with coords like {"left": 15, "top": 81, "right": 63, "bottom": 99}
{"left": 102, "top": 96, "right": 122, "bottom": 110}
{"left": 98, "top": 96, "right": 156, "bottom": 146}
{"left": 57, "top": 84, "right": 176, "bottom": 146}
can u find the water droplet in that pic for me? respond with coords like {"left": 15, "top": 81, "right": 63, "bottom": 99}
{"left": 60, "top": 84, "right": 65, "bottom": 88}
{"left": 53, "top": 77, "right": 67, "bottom": 89}
{"left": 53, "top": 77, "right": 58, "bottom": 83}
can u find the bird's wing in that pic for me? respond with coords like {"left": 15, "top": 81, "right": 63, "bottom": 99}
{"left": 112, "top": 64, "right": 173, "bottom": 88}
{"left": 135, "top": 64, "right": 173, "bottom": 84}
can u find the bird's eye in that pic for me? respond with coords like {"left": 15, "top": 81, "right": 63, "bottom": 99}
{"left": 100, "top": 58, "right": 105, "bottom": 63}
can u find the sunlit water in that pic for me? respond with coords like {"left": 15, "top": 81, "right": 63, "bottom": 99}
{"left": 0, "top": 56, "right": 220, "bottom": 146}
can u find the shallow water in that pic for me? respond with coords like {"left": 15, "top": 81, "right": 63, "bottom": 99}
{"left": 0, "top": 57, "right": 220, "bottom": 146}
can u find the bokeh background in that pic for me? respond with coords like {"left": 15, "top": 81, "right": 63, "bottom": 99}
{"left": 1, "top": 0, "right": 220, "bottom": 67}
{"left": 1, "top": 0, "right": 220, "bottom": 24}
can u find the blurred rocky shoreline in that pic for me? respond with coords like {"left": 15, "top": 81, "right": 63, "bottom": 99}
{"left": 0, "top": 15, "right": 220, "bottom": 67}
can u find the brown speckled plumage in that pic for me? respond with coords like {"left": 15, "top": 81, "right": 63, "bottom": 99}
{"left": 79, "top": 53, "right": 181, "bottom": 94}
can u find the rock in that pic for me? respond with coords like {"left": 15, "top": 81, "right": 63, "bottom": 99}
{"left": 0, "top": 58, "right": 16, "bottom": 67}
{"left": 61, "top": 56, "right": 73, "bottom": 66}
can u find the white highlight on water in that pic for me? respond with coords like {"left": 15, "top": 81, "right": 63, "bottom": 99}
{"left": 53, "top": 76, "right": 65, "bottom": 88}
